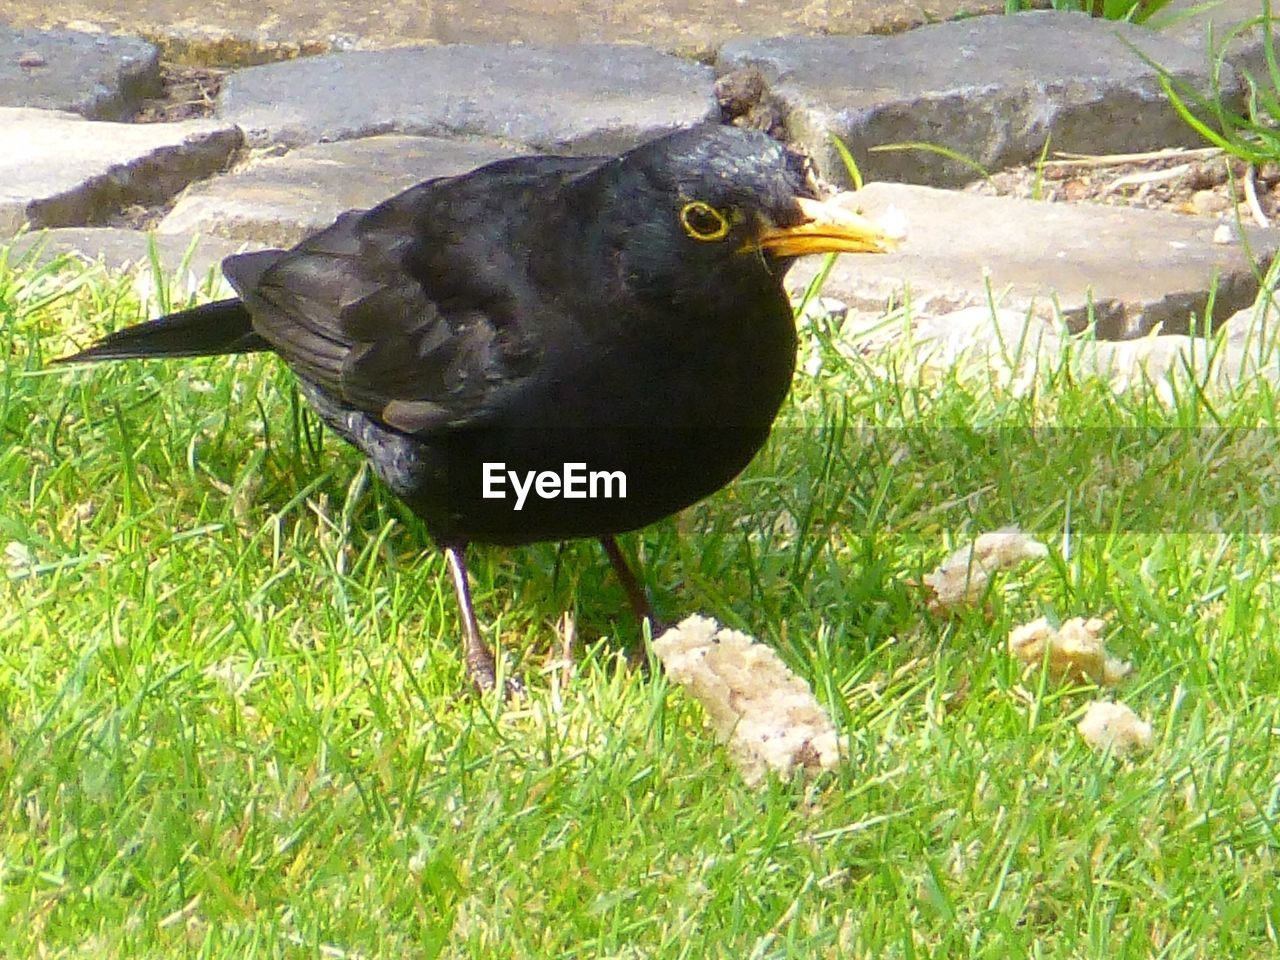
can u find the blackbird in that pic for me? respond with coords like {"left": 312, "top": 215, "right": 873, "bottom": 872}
{"left": 59, "top": 124, "right": 897, "bottom": 692}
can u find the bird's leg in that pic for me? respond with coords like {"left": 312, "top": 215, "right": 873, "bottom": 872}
{"left": 443, "top": 543, "right": 499, "bottom": 693}
{"left": 600, "top": 536, "right": 665, "bottom": 636}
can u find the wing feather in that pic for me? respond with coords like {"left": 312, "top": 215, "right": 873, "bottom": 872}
{"left": 221, "top": 156, "right": 603, "bottom": 436}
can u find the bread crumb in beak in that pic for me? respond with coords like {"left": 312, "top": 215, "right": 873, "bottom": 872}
{"left": 877, "top": 205, "right": 909, "bottom": 243}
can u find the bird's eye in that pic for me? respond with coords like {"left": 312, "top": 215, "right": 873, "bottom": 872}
{"left": 679, "top": 201, "right": 730, "bottom": 242}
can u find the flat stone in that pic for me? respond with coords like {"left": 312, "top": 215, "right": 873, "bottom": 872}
{"left": 1159, "top": 0, "right": 1274, "bottom": 83}
{"left": 429, "top": 0, "right": 1005, "bottom": 58}
{"left": 159, "top": 135, "right": 525, "bottom": 246}
{"left": 218, "top": 44, "right": 717, "bottom": 152}
{"left": 0, "top": 27, "right": 161, "bottom": 119}
{"left": 789, "top": 183, "right": 1279, "bottom": 339}
{"left": 865, "top": 303, "right": 1280, "bottom": 536}
{"left": 903, "top": 305, "right": 1280, "bottom": 391}
{"left": 2, "top": 228, "right": 262, "bottom": 318}
{"left": 3, "top": 0, "right": 1006, "bottom": 64}
{"left": 0, "top": 108, "right": 242, "bottom": 233}
{"left": 1216, "top": 283, "right": 1280, "bottom": 368}
{"left": 2, "top": 226, "right": 254, "bottom": 294}
{"left": 720, "top": 11, "right": 1242, "bottom": 188}
{"left": 1081, "top": 329, "right": 1280, "bottom": 388}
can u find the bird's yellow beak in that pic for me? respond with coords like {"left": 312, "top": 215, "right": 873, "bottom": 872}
{"left": 753, "top": 197, "right": 901, "bottom": 257}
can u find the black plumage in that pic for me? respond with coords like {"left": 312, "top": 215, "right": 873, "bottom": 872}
{"left": 59, "top": 125, "right": 896, "bottom": 691}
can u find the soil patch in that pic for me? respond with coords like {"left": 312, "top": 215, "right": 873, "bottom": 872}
{"left": 969, "top": 147, "right": 1280, "bottom": 228}
{"left": 130, "top": 62, "right": 223, "bottom": 122}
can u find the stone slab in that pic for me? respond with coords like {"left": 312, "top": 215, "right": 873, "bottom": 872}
{"left": 902, "top": 304, "right": 1280, "bottom": 392}
{"left": 1, "top": 227, "right": 265, "bottom": 316}
{"left": 427, "top": 0, "right": 1006, "bottom": 58}
{"left": 2, "top": 0, "right": 1007, "bottom": 64}
{"left": 720, "top": 11, "right": 1242, "bottom": 189}
{"left": 218, "top": 43, "right": 718, "bottom": 153}
{"left": 2, "top": 226, "right": 254, "bottom": 292}
{"left": 789, "top": 183, "right": 1279, "bottom": 339}
{"left": 159, "top": 135, "right": 525, "bottom": 246}
{"left": 0, "top": 27, "right": 161, "bottom": 119}
{"left": 1159, "top": 0, "right": 1275, "bottom": 83}
{"left": 0, "top": 108, "right": 243, "bottom": 233}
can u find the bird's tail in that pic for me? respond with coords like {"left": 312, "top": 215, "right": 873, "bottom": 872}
{"left": 56, "top": 298, "right": 270, "bottom": 364}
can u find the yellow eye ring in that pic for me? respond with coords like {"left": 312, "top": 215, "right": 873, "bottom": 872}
{"left": 679, "top": 201, "right": 730, "bottom": 242}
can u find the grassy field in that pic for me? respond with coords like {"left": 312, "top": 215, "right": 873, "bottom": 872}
{"left": 2, "top": 244, "right": 1279, "bottom": 958}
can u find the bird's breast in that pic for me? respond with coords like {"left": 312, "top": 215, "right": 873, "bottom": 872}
{"left": 418, "top": 299, "right": 798, "bottom": 544}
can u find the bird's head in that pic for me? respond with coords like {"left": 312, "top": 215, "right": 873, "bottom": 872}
{"left": 590, "top": 125, "right": 898, "bottom": 307}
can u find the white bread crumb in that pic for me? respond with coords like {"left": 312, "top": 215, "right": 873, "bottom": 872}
{"left": 1077, "top": 700, "right": 1153, "bottom": 754}
{"left": 1008, "top": 616, "right": 1132, "bottom": 686}
{"left": 652, "top": 614, "right": 840, "bottom": 785}
{"left": 923, "top": 527, "right": 1048, "bottom": 610}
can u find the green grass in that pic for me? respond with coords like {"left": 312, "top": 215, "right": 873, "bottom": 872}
{"left": 1003, "top": 0, "right": 1176, "bottom": 23}
{"left": 2, "top": 244, "right": 1280, "bottom": 958}
{"left": 1147, "top": 0, "right": 1280, "bottom": 172}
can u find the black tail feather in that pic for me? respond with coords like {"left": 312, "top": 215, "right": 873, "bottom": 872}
{"left": 56, "top": 298, "right": 270, "bottom": 364}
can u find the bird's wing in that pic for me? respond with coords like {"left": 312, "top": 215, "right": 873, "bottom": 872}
{"left": 224, "top": 156, "right": 602, "bottom": 437}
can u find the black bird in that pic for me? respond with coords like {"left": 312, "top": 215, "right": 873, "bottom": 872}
{"left": 58, "top": 125, "right": 896, "bottom": 692}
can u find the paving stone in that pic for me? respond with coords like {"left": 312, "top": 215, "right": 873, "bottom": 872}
{"left": 0, "top": 108, "right": 243, "bottom": 234}
{"left": 428, "top": 0, "right": 1005, "bottom": 58}
{"left": 1215, "top": 280, "right": 1280, "bottom": 377}
{"left": 2, "top": 226, "right": 255, "bottom": 296}
{"left": 3, "top": 0, "right": 1006, "bottom": 64}
{"left": 788, "top": 183, "right": 1279, "bottom": 340}
{"left": 0, "top": 27, "right": 161, "bottom": 118}
{"left": 159, "top": 135, "right": 525, "bottom": 247}
{"left": 902, "top": 304, "right": 1280, "bottom": 391}
{"left": 1159, "top": 0, "right": 1274, "bottom": 83}
{"left": 218, "top": 44, "right": 717, "bottom": 152}
{"left": 2, "top": 227, "right": 260, "bottom": 319}
{"left": 720, "top": 11, "right": 1242, "bottom": 189}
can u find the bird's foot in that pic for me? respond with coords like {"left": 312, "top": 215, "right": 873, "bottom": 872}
{"left": 643, "top": 613, "right": 669, "bottom": 637}
{"left": 446, "top": 543, "right": 523, "bottom": 700}
{"left": 621, "top": 613, "right": 668, "bottom": 675}
{"left": 464, "top": 637, "right": 525, "bottom": 699}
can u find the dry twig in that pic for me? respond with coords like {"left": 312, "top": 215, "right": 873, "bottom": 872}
{"left": 1043, "top": 146, "right": 1223, "bottom": 169}
{"left": 1243, "top": 164, "right": 1271, "bottom": 228}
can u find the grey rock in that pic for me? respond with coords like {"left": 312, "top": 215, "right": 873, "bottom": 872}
{"left": 899, "top": 306, "right": 1060, "bottom": 368}
{"left": 905, "top": 304, "right": 1280, "bottom": 390}
{"left": 0, "top": 27, "right": 160, "bottom": 119}
{"left": 1221, "top": 279, "right": 1280, "bottom": 350}
{"left": 720, "top": 11, "right": 1241, "bottom": 188}
{"left": 1159, "top": 0, "right": 1275, "bottom": 84}
{"left": 2, "top": 226, "right": 255, "bottom": 295}
{"left": 789, "top": 182, "right": 1279, "bottom": 339}
{"left": 0, "top": 0, "right": 1007, "bottom": 65}
{"left": 1189, "top": 188, "right": 1231, "bottom": 215}
{"left": 1093, "top": 331, "right": 1280, "bottom": 388}
{"left": 218, "top": 43, "right": 718, "bottom": 152}
{"left": 427, "top": 0, "right": 1007, "bottom": 58}
{"left": 159, "top": 135, "right": 525, "bottom": 246}
{"left": 0, "top": 108, "right": 243, "bottom": 233}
